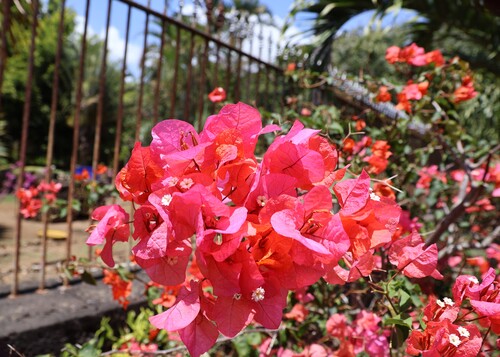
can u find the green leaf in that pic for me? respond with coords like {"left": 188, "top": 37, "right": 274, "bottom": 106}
{"left": 81, "top": 270, "right": 97, "bottom": 285}
{"left": 398, "top": 290, "right": 411, "bottom": 311}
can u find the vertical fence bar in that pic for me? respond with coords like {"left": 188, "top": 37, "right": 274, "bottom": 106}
{"left": 244, "top": 25, "right": 254, "bottom": 102}
{"left": 135, "top": 2, "right": 150, "bottom": 142}
{"left": 65, "top": 0, "right": 90, "bottom": 284}
{"left": 92, "top": 0, "right": 112, "bottom": 180}
{"left": 112, "top": 5, "right": 131, "bottom": 180}
{"left": 0, "top": 0, "right": 12, "bottom": 111}
{"left": 88, "top": 0, "right": 112, "bottom": 260}
{"left": 212, "top": 43, "right": 220, "bottom": 112}
{"left": 152, "top": 18, "right": 167, "bottom": 125}
{"left": 225, "top": 49, "right": 231, "bottom": 96}
{"left": 11, "top": 0, "right": 39, "bottom": 297}
{"left": 39, "top": 0, "right": 66, "bottom": 291}
{"left": 254, "top": 26, "right": 264, "bottom": 106}
{"left": 234, "top": 37, "right": 243, "bottom": 102}
{"left": 196, "top": 38, "right": 209, "bottom": 131}
{"left": 183, "top": 32, "right": 195, "bottom": 121}
{"left": 169, "top": 26, "right": 181, "bottom": 118}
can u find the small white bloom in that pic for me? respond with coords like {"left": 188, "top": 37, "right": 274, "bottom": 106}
{"left": 436, "top": 299, "right": 445, "bottom": 308}
{"left": 161, "top": 194, "right": 173, "bottom": 206}
{"left": 448, "top": 334, "right": 461, "bottom": 347}
{"left": 469, "top": 276, "right": 479, "bottom": 284}
{"left": 168, "top": 177, "right": 179, "bottom": 187}
{"left": 256, "top": 195, "right": 267, "bottom": 207}
{"left": 457, "top": 326, "right": 470, "bottom": 338}
{"left": 443, "top": 297, "right": 454, "bottom": 306}
{"left": 251, "top": 287, "right": 265, "bottom": 302}
{"left": 179, "top": 177, "right": 194, "bottom": 190}
{"left": 370, "top": 192, "right": 381, "bottom": 201}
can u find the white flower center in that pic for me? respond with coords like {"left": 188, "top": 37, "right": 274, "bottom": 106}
{"left": 449, "top": 334, "right": 461, "bottom": 347}
{"left": 256, "top": 195, "right": 267, "bottom": 207}
{"left": 457, "top": 326, "right": 470, "bottom": 338}
{"left": 161, "top": 194, "right": 172, "bottom": 206}
{"left": 436, "top": 299, "right": 445, "bottom": 308}
{"left": 443, "top": 297, "right": 454, "bottom": 306}
{"left": 233, "top": 293, "right": 242, "bottom": 300}
{"left": 252, "top": 287, "right": 265, "bottom": 302}
{"left": 179, "top": 178, "right": 194, "bottom": 190}
{"left": 370, "top": 192, "right": 381, "bottom": 201}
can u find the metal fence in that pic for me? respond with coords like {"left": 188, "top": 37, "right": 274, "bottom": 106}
{"left": 0, "top": 0, "right": 285, "bottom": 295}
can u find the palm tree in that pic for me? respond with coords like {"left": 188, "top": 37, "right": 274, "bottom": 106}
{"left": 288, "top": 0, "right": 500, "bottom": 73}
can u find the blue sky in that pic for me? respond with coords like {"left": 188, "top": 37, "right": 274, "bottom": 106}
{"left": 64, "top": 0, "right": 416, "bottom": 76}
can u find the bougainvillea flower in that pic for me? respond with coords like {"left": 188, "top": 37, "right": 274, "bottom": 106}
{"left": 375, "top": 86, "right": 392, "bottom": 102}
{"left": 423, "top": 295, "right": 460, "bottom": 323}
{"left": 425, "top": 50, "right": 444, "bottom": 66}
{"left": 200, "top": 102, "right": 280, "bottom": 159}
{"left": 208, "top": 87, "right": 226, "bottom": 103}
{"left": 115, "top": 142, "right": 163, "bottom": 204}
{"left": 385, "top": 46, "right": 401, "bottom": 64}
{"left": 87, "top": 205, "right": 130, "bottom": 267}
{"left": 150, "top": 119, "right": 207, "bottom": 177}
{"left": 453, "top": 84, "right": 478, "bottom": 103}
{"left": 333, "top": 170, "right": 371, "bottom": 215}
{"left": 406, "top": 320, "right": 482, "bottom": 356}
{"left": 284, "top": 303, "right": 309, "bottom": 322}
{"left": 388, "top": 231, "right": 442, "bottom": 279}
{"left": 133, "top": 224, "right": 192, "bottom": 286}
{"left": 103, "top": 269, "right": 132, "bottom": 309}
{"left": 400, "top": 43, "right": 426, "bottom": 65}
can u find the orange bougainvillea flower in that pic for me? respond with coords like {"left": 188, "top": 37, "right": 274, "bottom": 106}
{"left": 103, "top": 269, "right": 132, "bottom": 309}
{"left": 425, "top": 49, "right": 444, "bottom": 67}
{"left": 355, "top": 119, "right": 366, "bottom": 131}
{"left": 300, "top": 107, "right": 312, "bottom": 116}
{"left": 453, "top": 76, "right": 477, "bottom": 103}
{"left": 286, "top": 62, "right": 296, "bottom": 72}
{"left": 208, "top": 87, "right": 226, "bottom": 103}
{"left": 96, "top": 164, "right": 108, "bottom": 175}
{"left": 375, "top": 85, "right": 392, "bottom": 102}
{"left": 373, "top": 182, "right": 396, "bottom": 201}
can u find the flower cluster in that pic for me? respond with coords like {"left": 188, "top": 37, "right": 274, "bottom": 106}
{"left": 16, "top": 180, "right": 62, "bottom": 218}
{"left": 407, "top": 268, "right": 500, "bottom": 356}
{"left": 326, "top": 311, "right": 391, "bottom": 356}
{"left": 87, "top": 103, "right": 443, "bottom": 356}
{"left": 385, "top": 43, "right": 444, "bottom": 67}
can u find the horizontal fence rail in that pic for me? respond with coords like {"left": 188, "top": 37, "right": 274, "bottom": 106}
{"left": 0, "top": 0, "right": 286, "bottom": 295}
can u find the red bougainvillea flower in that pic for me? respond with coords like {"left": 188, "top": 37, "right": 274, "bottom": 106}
{"left": 453, "top": 76, "right": 477, "bottom": 103}
{"left": 385, "top": 46, "right": 401, "bottom": 64}
{"left": 400, "top": 43, "right": 426, "bottom": 66}
{"left": 453, "top": 268, "right": 500, "bottom": 333}
{"left": 407, "top": 320, "right": 482, "bottom": 356}
{"left": 388, "top": 231, "right": 442, "bottom": 279}
{"left": 115, "top": 142, "right": 163, "bottom": 204}
{"left": 103, "top": 269, "right": 132, "bottom": 309}
{"left": 375, "top": 85, "right": 392, "bottom": 102}
{"left": 416, "top": 165, "right": 447, "bottom": 190}
{"left": 286, "top": 62, "right": 296, "bottom": 72}
{"left": 425, "top": 49, "right": 445, "bottom": 66}
{"left": 300, "top": 107, "right": 312, "bottom": 116}
{"left": 284, "top": 303, "right": 309, "bottom": 322}
{"left": 16, "top": 186, "right": 43, "bottom": 218}
{"left": 86, "top": 205, "right": 130, "bottom": 267}
{"left": 364, "top": 140, "right": 392, "bottom": 175}
{"left": 208, "top": 87, "right": 226, "bottom": 103}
